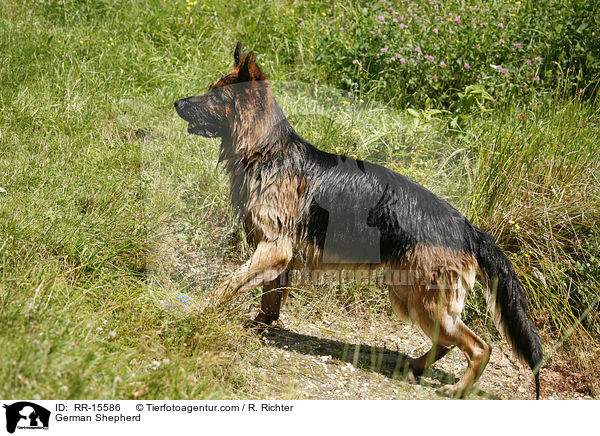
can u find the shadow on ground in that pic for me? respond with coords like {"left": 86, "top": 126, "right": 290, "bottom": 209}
{"left": 258, "top": 325, "right": 500, "bottom": 399}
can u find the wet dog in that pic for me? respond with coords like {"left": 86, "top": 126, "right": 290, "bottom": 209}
{"left": 174, "top": 42, "right": 542, "bottom": 398}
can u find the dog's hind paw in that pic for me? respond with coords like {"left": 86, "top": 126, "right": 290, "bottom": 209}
{"left": 437, "top": 383, "right": 470, "bottom": 399}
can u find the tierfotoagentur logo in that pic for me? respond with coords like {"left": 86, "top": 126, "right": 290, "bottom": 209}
{"left": 2, "top": 402, "right": 50, "bottom": 434}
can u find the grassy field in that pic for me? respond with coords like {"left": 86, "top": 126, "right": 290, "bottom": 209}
{"left": 1, "top": 0, "right": 599, "bottom": 399}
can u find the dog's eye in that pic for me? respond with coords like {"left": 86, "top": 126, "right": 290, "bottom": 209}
{"left": 209, "top": 88, "right": 231, "bottom": 104}
{"left": 208, "top": 92, "right": 222, "bottom": 103}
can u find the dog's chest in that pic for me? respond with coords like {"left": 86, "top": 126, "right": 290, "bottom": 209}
{"left": 230, "top": 166, "right": 307, "bottom": 242}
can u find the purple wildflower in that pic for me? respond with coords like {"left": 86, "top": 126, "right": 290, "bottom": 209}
{"left": 454, "top": 16, "right": 461, "bottom": 25}
{"left": 515, "top": 43, "right": 522, "bottom": 49}
{"left": 432, "top": 75, "right": 438, "bottom": 82}
{"left": 501, "top": 68, "right": 508, "bottom": 74}
{"left": 352, "top": 59, "right": 359, "bottom": 64}
{"left": 395, "top": 53, "right": 402, "bottom": 59}
{"left": 433, "top": 28, "right": 439, "bottom": 34}
{"left": 535, "top": 56, "right": 542, "bottom": 62}
{"left": 424, "top": 54, "right": 434, "bottom": 62}
{"left": 415, "top": 46, "right": 422, "bottom": 54}
{"left": 298, "top": 18, "right": 303, "bottom": 22}
{"left": 526, "top": 59, "right": 534, "bottom": 66}
{"left": 339, "top": 27, "right": 345, "bottom": 31}
{"left": 377, "top": 15, "right": 385, "bottom": 21}
{"left": 440, "top": 61, "right": 446, "bottom": 67}
{"left": 464, "top": 63, "right": 470, "bottom": 69}
{"left": 399, "top": 23, "right": 408, "bottom": 29}
{"left": 400, "top": 57, "right": 406, "bottom": 63}
{"left": 393, "top": 17, "right": 398, "bottom": 23}
{"left": 499, "top": 38, "right": 505, "bottom": 44}
{"left": 534, "top": 75, "right": 540, "bottom": 81}
{"left": 498, "top": 22, "right": 504, "bottom": 28}
{"left": 381, "top": 46, "right": 389, "bottom": 53}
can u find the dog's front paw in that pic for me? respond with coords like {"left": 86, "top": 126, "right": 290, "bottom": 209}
{"left": 243, "top": 314, "right": 272, "bottom": 330}
{"left": 243, "top": 317, "right": 268, "bottom": 330}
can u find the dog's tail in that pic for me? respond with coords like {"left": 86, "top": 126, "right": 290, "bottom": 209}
{"left": 474, "top": 229, "right": 543, "bottom": 399}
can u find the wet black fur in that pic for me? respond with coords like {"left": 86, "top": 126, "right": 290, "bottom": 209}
{"left": 299, "top": 144, "right": 475, "bottom": 261}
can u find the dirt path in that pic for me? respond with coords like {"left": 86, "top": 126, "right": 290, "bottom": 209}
{"left": 247, "top": 302, "right": 592, "bottom": 400}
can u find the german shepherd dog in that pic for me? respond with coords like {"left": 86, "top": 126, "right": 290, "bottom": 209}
{"left": 174, "top": 42, "right": 543, "bottom": 398}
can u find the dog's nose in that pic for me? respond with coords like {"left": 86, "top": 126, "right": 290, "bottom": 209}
{"left": 174, "top": 99, "right": 188, "bottom": 110}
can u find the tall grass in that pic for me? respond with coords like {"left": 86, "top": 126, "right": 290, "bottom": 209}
{"left": 459, "top": 89, "right": 600, "bottom": 394}
{"left": 465, "top": 91, "right": 600, "bottom": 336}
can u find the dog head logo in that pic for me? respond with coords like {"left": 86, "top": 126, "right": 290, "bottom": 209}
{"left": 3, "top": 402, "right": 50, "bottom": 434}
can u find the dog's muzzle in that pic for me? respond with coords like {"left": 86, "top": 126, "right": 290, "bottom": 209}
{"left": 174, "top": 99, "right": 221, "bottom": 137}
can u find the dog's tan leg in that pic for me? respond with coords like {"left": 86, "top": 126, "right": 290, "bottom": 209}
{"left": 389, "top": 280, "right": 453, "bottom": 375}
{"left": 390, "top": 249, "right": 491, "bottom": 397}
{"left": 208, "top": 238, "right": 292, "bottom": 309}
{"left": 405, "top": 343, "right": 453, "bottom": 376}
{"left": 413, "top": 289, "right": 490, "bottom": 397}
{"left": 253, "top": 270, "right": 290, "bottom": 325}
{"left": 434, "top": 318, "right": 491, "bottom": 398}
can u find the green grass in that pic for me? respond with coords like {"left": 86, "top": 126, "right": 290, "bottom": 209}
{"left": 0, "top": 0, "right": 260, "bottom": 398}
{"left": 1, "top": 0, "right": 599, "bottom": 398}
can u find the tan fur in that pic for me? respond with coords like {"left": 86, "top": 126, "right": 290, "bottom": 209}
{"left": 387, "top": 244, "right": 476, "bottom": 322}
{"left": 248, "top": 174, "right": 307, "bottom": 241}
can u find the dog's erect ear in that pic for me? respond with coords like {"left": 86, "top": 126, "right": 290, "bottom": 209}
{"left": 234, "top": 41, "right": 245, "bottom": 67}
{"left": 238, "top": 52, "right": 266, "bottom": 82}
